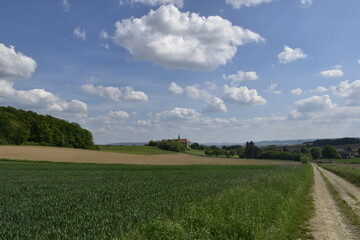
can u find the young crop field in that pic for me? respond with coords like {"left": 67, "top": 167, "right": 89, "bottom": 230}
{"left": 0, "top": 160, "right": 313, "bottom": 240}
{"left": 98, "top": 145, "right": 175, "bottom": 155}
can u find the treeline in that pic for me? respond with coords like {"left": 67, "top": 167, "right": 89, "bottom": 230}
{"left": 147, "top": 140, "right": 186, "bottom": 152}
{"left": 310, "top": 137, "right": 360, "bottom": 147}
{"left": 191, "top": 140, "right": 341, "bottom": 162}
{"left": 0, "top": 106, "right": 97, "bottom": 149}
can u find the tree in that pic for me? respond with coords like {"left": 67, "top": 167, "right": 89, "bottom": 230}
{"left": 322, "top": 145, "right": 340, "bottom": 163}
{"left": 310, "top": 147, "right": 321, "bottom": 162}
{"left": 245, "top": 141, "right": 261, "bottom": 158}
{"left": 300, "top": 146, "right": 310, "bottom": 154}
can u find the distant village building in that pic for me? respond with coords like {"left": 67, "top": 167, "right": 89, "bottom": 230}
{"left": 174, "top": 135, "right": 191, "bottom": 149}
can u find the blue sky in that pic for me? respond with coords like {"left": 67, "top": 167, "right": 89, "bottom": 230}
{"left": 1, "top": 0, "right": 360, "bottom": 144}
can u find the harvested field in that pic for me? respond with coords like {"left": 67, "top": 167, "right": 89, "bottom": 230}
{"left": 0, "top": 146, "right": 299, "bottom": 165}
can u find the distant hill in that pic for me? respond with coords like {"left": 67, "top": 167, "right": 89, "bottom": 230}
{"left": 106, "top": 142, "right": 147, "bottom": 146}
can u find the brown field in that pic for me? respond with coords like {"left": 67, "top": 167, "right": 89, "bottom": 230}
{"left": 0, "top": 146, "right": 299, "bottom": 165}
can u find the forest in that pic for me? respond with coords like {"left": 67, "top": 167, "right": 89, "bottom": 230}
{"left": 0, "top": 106, "right": 96, "bottom": 149}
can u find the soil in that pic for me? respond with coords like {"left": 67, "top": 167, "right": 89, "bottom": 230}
{"left": 0, "top": 146, "right": 299, "bottom": 165}
{"left": 310, "top": 164, "right": 360, "bottom": 239}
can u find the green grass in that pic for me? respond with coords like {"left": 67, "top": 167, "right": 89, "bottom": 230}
{"left": 330, "top": 158, "right": 360, "bottom": 164}
{"left": 320, "top": 164, "right": 360, "bottom": 187}
{"left": 98, "top": 145, "right": 176, "bottom": 155}
{"left": 0, "top": 160, "right": 313, "bottom": 240}
{"left": 185, "top": 148, "right": 206, "bottom": 156}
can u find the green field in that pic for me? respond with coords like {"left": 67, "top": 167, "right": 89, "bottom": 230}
{"left": 185, "top": 148, "right": 206, "bottom": 156}
{"left": 330, "top": 158, "right": 360, "bottom": 164}
{"left": 98, "top": 145, "right": 176, "bottom": 155}
{"left": 320, "top": 164, "right": 360, "bottom": 188}
{"left": 0, "top": 160, "right": 313, "bottom": 239}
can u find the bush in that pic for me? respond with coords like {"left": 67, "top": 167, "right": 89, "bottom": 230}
{"left": 300, "top": 154, "right": 312, "bottom": 164}
{"left": 150, "top": 140, "right": 186, "bottom": 152}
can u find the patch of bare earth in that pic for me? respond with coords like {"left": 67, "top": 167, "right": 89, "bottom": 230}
{"left": 310, "top": 164, "right": 358, "bottom": 240}
{"left": 0, "top": 146, "right": 299, "bottom": 165}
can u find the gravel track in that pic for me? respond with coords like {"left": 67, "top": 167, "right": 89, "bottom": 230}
{"left": 0, "top": 146, "right": 299, "bottom": 165}
{"left": 310, "top": 164, "right": 359, "bottom": 240}
{"left": 317, "top": 165, "right": 360, "bottom": 218}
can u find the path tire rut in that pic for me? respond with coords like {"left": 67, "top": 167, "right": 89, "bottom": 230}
{"left": 310, "top": 164, "right": 358, "bottom": 240}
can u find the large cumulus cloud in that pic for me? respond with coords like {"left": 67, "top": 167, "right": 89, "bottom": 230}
{"left": 112, "top": 4, "right": 264, "bottom": 70}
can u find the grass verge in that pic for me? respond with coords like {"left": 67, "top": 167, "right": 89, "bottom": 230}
{"left": 320, "top": 164, "right": 360, "bottom": 188}
{"left": 318, "top": 169, "right": 360, "bottom": 232}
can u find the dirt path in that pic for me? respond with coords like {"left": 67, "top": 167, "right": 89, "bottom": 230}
{"left": 317, "top": 165, "right": 360, "bottom": 218}
{"left": 0, "top": 146, "right": 299, "bottom": 165}
{"left": 310, "top": 164, "right": 357, "bottom": 240}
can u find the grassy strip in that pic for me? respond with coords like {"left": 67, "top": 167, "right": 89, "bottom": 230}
{"left": 331, "top": 158, "right": 360, "bottom": 164}
{"left": 318, "top": 168, "right": 360, "bottom": 232}
{"left": 120, "top": 164, "right": 314, "bottom": 240}
{"left": 98, "top": 145, "right": 176, "bottom": 155}
{"left": 320, "top": 164, "right": 360, "bottom": 188}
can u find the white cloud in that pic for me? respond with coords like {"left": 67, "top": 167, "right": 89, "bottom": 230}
{"left": 332, "top": 80, "right": 360, "bottom": 105}
{"left": 266, "top": 83, "right": 282, "bottom": 95}
{"left": 153, "top": 107, "right": 201, "bottom": 121}
{"left": 168, "top": 82, "right": 226, "bottom": 113}
{"left": 101, "top": 43, "right": 110, "bottom": 49}
{"left": 0, "top": 43, "right": 37, "bottom": 80}
{"left": 169, "top": 82, "right": 211, "bottom": 100}
{"left": 84, "top": 110, "right": 130, "bottom": 126}
{"left": 222, "top": 85, "right": 266, "bottom": 106}
{"left": 205, "top": 82, "right": 217, "bottom": 90}
{"left": 73, "top": 27, "right": 86, "bottom": 40}
{"left": 0, "top": 80, "right": 87, "bottom": 116}
{"left": 203, "top": 97, "right": 227, "bottom": 113}
{"left": 309, "top": 86, "right": 327, "bottom": 93}
{"left": 278, "top": 46, "right": 307, "bottom": 64}
{"left": 300, "top": 0, "right": 313, "bottom": 6}
{"left": 108, "top": 110, "right": 130, "bottom": 119}
{"left": 112, "top": 4, "right": 264, "bottom": 70}
{"left": 81, "top": 84, "right": 148, "bottom": 102}
{"left": 62, "top": 0, "right": 71, "bottom": 11}
{"left": 320, "top": 69, "right": 344, "bottom": 78}
{"left": 168, "top": 82, "right": 183, "bottom": 94}
{"left": 294, "top": 95, "right": 335, "bottom": 112}
{"left": 184, "top": 85, "right": 212, "bottom": 100}
{"left": 225, "top": 0, "right": 273, "bottom": 9}
{"left": 358, "top": 59, "right": 360, "bottom": 64}
{"left": 99, "top": 30, "right": 110, "bottom": 39}
{"left": 222, "top": 70, "right": 258, "bottom": 84}
{"left": 291, "top": 88, "right": 302, "bottom": 96}
{"left": 120, "top": 0, "right": 184, "bottom": 7}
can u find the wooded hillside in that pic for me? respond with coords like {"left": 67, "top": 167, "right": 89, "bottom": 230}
{"left": 0, "top": 106, "right": 96, "bottom": 149}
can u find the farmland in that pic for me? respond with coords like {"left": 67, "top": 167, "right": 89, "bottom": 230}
{"left": 0, "top": 160, "right": 313, "bottom": 240}
{"left": 98, "top": 145, "right": 176, "bottom": 155}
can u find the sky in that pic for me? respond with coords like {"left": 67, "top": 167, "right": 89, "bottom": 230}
{"left": 1, "top": 0, "right": 360, "bottom": 144}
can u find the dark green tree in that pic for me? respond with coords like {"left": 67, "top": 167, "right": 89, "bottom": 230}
{"left": 322, "top": 145, "right": 340, "bottom": 163}
{"left": 310, "top": 147, "right": 322, "bottom": 162}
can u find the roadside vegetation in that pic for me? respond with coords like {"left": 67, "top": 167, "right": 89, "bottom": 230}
{"left": 0, "top": 160, "right": 313, "bottom": 240}
{"left": 99, "top": 145, "right": 176, "bottom": 155}
{"left": 320, "top": 164, "right": 360, "bottom": 188}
